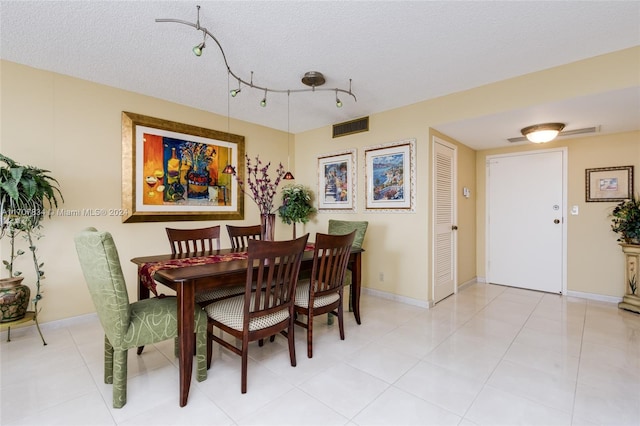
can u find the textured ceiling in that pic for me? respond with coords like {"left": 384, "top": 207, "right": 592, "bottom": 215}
{"left": 1, "top": 1, "right": 639, "bottom": 149}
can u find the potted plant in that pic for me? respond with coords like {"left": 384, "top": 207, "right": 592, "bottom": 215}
{"left": 611, "top": 194, "right": 640, "bottom": 244}
{"left": 610, "top": 194, "right": 640, "bottom": 314}
{"left": 0, "top": 154, "right": 63, "bottom": 342}
{"left": 278, "top": 184, "right": 316, "bottom": 238}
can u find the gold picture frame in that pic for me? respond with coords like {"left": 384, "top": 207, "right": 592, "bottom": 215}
{"left": 121, "top": 111, "right": 245, "bottom": 223}
{"left": 585, "top": 165, "right": 633, "bottom": 202}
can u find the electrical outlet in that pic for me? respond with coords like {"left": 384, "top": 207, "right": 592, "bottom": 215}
{"left": 379, "top": 272, "right": 384, "bottom": 281}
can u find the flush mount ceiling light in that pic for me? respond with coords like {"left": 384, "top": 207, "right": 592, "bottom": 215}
{"left": 521, "top": 123, "right": 565, "bottom": 143}
{"left": 157, "top": 6, "right": 357, "bottom": 108}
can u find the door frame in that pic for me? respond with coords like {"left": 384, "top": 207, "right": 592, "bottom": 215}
{"left": 431, "top": 136, "right": 458, "bottom": 302}
{"left": 485, "top": 147, "right": 568, "bottom": 294}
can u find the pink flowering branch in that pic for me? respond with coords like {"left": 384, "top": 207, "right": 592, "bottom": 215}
{"left": 234, "top": 155, "right": 286, "bottom": 215}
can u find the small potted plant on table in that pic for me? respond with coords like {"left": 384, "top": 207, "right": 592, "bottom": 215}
{"left": 278, "top": 184, "right": 316, "bottom": 238}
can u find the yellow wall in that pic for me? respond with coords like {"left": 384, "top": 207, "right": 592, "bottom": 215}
{"left": 1, "top": 45, "right": 638, "bottom": 323}
{"left": 475, "top": 132, "right": 640, "bottom": 297}
{"left": 1, "top": 60, "right": 291, "bottom": 323}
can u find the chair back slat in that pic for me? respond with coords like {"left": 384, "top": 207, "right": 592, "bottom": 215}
{"left": 166, "top": 226, "right": 221, "bottom": 254}
{"left": 226, "top": 224, "right": 262, "bottom": 249}
{"left": 310, "top": 231, "right": 356, "bottom": 299}
{"left": 244, "top": 235, "right": 308, "bottom": 326}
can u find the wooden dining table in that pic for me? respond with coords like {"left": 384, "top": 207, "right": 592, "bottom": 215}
{"left": 130, "top": 245, "right": 364, "bottom": 407}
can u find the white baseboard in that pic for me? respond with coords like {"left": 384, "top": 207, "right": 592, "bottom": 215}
{"left": 457, "top": 277, "right": 477, "bottom": 290}
{"left": 566, "top": 290, "right": 622, "bottom": 304}
{"left": 363, "top": 287, "right": 431, "bottom": 309}
{"left": 0, "top": 312, "right": 98, "bottom": 340}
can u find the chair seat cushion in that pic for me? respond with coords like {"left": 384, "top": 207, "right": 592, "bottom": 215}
{"left": 196, "top": 285, "right": 245, "bottom": 303}
{"left": 294, "top": 280, "right": 340, "bottom": 309}
{"left": 205, "top": 293, "right": 289, "bottom": 332}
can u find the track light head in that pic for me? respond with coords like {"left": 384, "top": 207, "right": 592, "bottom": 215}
{"left": 230, "top": 88, "right": 241, "bottom": 97}
{"left": 192, "top": 41, "right": 205, "bottom": 56}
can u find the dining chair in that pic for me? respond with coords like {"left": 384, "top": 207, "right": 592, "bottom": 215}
{"left": 327, "top": 220, "right": 368, "bottom": 319}
{"left": 205, "top": 234, "right": 309, "bottom": 393}
{"left": 166, "top": 225, "right": 245, "bottom": 307}
{"left": 166, "top": 225, "right": 221, "bottom": 254}
{"left": 294, "top": 231, "right": 355, "bottom": 358}
{"left": 74, "top": 227, "right": 208, "bottom": 408}
{"left": 226, "top": 224, "right": 262, "bottom": 249}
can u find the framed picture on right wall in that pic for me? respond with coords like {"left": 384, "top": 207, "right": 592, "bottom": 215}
{"left": 585, "top": 165, "right": 633, "bottom": 202}
{"left": 364, "top": 138, "right": 416, "bottom": 212}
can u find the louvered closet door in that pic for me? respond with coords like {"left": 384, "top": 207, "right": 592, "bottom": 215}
{"left": 433, "top": 139, "right": 457, "bottom": 303}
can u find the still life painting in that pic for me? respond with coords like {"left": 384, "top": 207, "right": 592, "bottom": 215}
{"left": 121, "top": 112, "right": 245, "bottom": 222}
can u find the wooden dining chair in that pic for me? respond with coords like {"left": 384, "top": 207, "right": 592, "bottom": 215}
{"left": 294, "top": 231, "right": 355, "bottom": 358}
{"left": 226, "top": 224, "right": 262, "bottom": 249}
{"left": 166, "top": 225, "right": 243, "bottom": 307}
{"left": 205, "top": 234, "right": 309, "bottom": 393}
{"left": 166, "top": 225, "right": 221, "bottom": 254}
{"left": 74, "top": 228, "right": 208, "bottom": 408}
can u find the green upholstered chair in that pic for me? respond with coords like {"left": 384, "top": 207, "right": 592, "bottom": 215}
{"left": 327, "top": 220, "right": 368, "bottom": 323}
{"left": 74, "top": 228, "right": 208, "bottom": 408}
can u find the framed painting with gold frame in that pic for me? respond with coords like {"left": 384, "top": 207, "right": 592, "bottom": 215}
{"left": 121, "top": 111, "right": 245, "bottom": 223}
{"left": 585, "top": 165, "right": 633, "bottom": 202}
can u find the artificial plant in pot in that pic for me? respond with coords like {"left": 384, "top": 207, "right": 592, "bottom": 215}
{"left": 611, "top": 194, "right": 640, "bottom": 245}
{"left": 610, "top": 194, "right": 640, "bottom": 313}
{"left": 278, "top": 184, "right": 316, "bottom": 238}
{"left": 0, "top": 154, "right": 63, "bottom": 341}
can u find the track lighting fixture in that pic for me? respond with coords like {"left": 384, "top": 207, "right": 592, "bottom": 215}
{"left": 157, "top": 6, "right": 357, "bottom": 107}
{"left": 260, "top": 89, "right": 267, "bottom": 107}
{"left": 284, "top": 91, "right": 295, "bottom": 180}
{"left": 222, "top": 72, "right": 236, "bottom": 175}
{"left": 192, "top": 41, "right": 205, "bottom": 57}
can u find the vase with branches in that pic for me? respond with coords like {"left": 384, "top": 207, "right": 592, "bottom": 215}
{"left": 234, "top": 155, "right": 285, "bottom": 240}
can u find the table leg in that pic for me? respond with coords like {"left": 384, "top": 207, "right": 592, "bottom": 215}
{"left": 177, "top": 280, "right": 195, "bottom": 407}
{"left": 351, "top": 253, "right": 362, "bottom": 325}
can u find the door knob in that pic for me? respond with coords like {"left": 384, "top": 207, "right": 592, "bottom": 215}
{"left": 452, "top": 225, "right": 458, "bottom": 230}
{"left": 553, "top": 219, "right": 560, "bottom": 224}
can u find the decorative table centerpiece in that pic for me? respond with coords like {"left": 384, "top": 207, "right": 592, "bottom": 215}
{"left": 235, "top": 155, "right": 285, "bottom": 240}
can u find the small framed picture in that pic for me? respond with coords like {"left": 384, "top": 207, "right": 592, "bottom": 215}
{"left": 317, "top": 149, "right": 356, "bottom": 212}
{"left": 585, "top": 165, "right": 633, "bottom": 202}
{"left": 365, "top": 139, "right": 416, "bottom": 212}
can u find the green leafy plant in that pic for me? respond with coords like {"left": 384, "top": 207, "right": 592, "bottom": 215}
{"left": 278, "top": 184, "right": 316, "bottom": 238}
{"left": 611, "top": 194, "right": 640, "bottom": 243}
{"left": 0, "top": 153, "right": 63, "bottom": 338}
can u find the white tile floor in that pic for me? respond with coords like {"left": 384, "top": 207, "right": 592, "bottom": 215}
{"left": 1, "top": 282, "right": 639, "bottom": 426}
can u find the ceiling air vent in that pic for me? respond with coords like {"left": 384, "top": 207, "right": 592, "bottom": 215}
{"left": 507, "top": 126, "right": 599, "bottom": 143}
{"left": 333, "top": 116, "right": 369, "bottom": 138}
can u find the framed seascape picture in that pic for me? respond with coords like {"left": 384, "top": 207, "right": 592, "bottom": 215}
{"left": 317, "top": 149, "right": 356, "bottom": 212}
{"left": 365, "top": 138, "right": 416, "bottom": 212}
{"left": 585, "top": 165, "right": 634, "bottom": 202}
{"left": 121, "top": 111, "right": 245, "bottom": 223}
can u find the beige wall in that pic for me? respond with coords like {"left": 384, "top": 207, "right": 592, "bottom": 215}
{"left": 1, "top": 61, "right": 291, "bottom": 323}
{"left": 1, "top": 46, "right": 638, "bottom": 324}
{"left": 475, "top": 132, "right": 640, "bottom": 297}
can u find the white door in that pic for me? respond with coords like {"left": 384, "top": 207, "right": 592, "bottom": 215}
{"left": 487, "top": 149, "right": 566, "bottom": 293}
{"left": 433, "top": 138, "right": 457, "bottom": 303}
